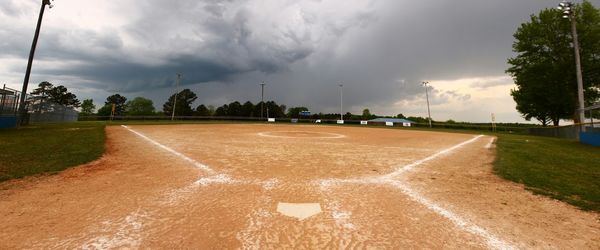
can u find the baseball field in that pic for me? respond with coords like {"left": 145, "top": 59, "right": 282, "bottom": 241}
{"left": 1, "top": 124, "right": 599, "bottom": 249}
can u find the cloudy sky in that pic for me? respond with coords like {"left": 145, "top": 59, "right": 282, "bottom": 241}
{"left": 1, "top": 0, "right": 599, "bottom": 122}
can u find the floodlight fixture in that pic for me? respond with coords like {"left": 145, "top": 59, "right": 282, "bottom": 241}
{"left": 422, "top": 81, "right": 432, "bottom": 128}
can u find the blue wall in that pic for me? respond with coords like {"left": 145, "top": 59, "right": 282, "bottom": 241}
{"left": 0, "top": 116, "right": 17, "bottom": 129}
{"left": 580, "top": 132, "right": 600, "bottom": 147}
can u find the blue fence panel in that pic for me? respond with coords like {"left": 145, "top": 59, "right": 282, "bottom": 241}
{"left": 580, "top": 132, "right": 600, "bottom": 147}
{"left": 0, "top": 116, "right": 17, "bottom": 129}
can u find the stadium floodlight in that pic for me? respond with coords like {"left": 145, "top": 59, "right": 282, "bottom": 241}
{"left": 422, "top": 81, "right": 432, "bottom": 128}
{"left": 171, "top": 73, "right": 181, "bottom": 121}
{"left": 338, "top": 84, "right": 343, "bottom": 121}
{"left": 260, "top": 82, "right": 266, "bottom": 120}
{"left": 17, "top": 0, "right": 54, "bottom": 126}
{"left": 559, "top": 1, "right": 586, "bottom": 131}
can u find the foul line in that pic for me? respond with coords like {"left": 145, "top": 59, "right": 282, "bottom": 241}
{"left": 318, "top": 135, "right": 516, "bottom": 250}
{"left": 383, "top": 135, "right": 484, "bottom": 178}
{"left": 121, "top": 125, "right": 216, "bottom": 175}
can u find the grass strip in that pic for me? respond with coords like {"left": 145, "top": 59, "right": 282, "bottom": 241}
{"left": 494, "top": 134, "right": 600, "bottom": 212}
{"left": 0, "top": 122, "right": 105, "bottom": 182}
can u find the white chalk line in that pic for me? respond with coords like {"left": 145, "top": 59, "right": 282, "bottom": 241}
{"left": 257, "top": 131, "right": 346, "bottom": 139}
{"left": 121, "top": 125, "right": 216, "bottom": 175}
{"left": 317, "top": 135, "right": 516, "bottom": 250}
{"left": 122, "top": 126, "right": 509, "bottom": 248}
{"left": 383, "top": 135, "right": 484, "bottom": 179}
{"left": 485, "top": 137, "right": 496, "bottom": 149}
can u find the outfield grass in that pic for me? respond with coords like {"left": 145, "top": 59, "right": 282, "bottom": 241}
{"left": 0, "top": 122, "right": 105, "bottom": 182}
{"left": 494, "top": 134, "right": 600, "bottom": 212}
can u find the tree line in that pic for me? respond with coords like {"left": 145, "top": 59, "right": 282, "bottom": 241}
{"left": 26, "top": 82, "right": 433, "bottom": 121}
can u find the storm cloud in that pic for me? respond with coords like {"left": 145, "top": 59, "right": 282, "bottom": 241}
{"left": 1, "top": 0, "right": 598, "bottom": 122}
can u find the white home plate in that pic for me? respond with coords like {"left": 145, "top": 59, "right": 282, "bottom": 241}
{"left": 277, "top": 203, "right": 322, "bottom": 221}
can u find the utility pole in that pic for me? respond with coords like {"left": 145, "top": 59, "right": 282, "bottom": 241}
{"left": 171, "top": 73, "right": 181, "bottom": 121}
{"left": 260, "top": 82, "right": 265, "bottom": 120}
{"left": 18, "top": 0, "right": 53, "bottom": 126}
{"left": 422, "top": 81, "right": 432, "bottom": 128}
{"left": 558, "top": 1, "right": 586, "bottom": 132}
{"left": 339, "top": 84, "right": 343, "bottom": 121}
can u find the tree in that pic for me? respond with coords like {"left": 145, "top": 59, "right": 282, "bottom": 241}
{"left": 396, "top": 113, "right": 407, "bottom": 119}
{"left": 196, "top": 104, "right": 211, "bottom": 116}
{"left": 507, "top": 1, "right": 600, "bottom": 126}
{"left": 47, "top": 85, "right": 81, "bottom": 107}
{"left": 97, "top": 104, "right": 112, "bottom": 116}
{"left": 163, "top": 89, "right": 197, "bottom": 116}
{"left": 215, "top": 104, "right": 229, "bottom": 116}
{"left": 265, "top": 101, "right": 285, "bottom": 118}
{"left": 126, "top": 97, "right": 155, "bottom": 116}
{"left": 362, "top": 109, "right": 372, "bottom": 119}
{"left": 241, "top": 101, "right": 255, "bottom": 117}
{"left": 287, "top": 107, "right": 309, "bottom": 118}
{"left": 28, "top": 81, "right": 53, "bottom": 111}
{"left": 80, "top": 99, "right": 96, "bottom": 115}
{"left": 228, "top": 101, "right": 243, "bottom": 117}
{"left": 105, "top": 94, "right": 127, "bottom": 116}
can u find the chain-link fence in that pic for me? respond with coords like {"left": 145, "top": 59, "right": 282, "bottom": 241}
{"left": 0, "top": 85, "right": 21, "bottom": 128}
{"left": 0, "top": 84, "right": 79, "bottom": 127}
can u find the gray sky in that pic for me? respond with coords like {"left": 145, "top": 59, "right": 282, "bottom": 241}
{"left": 2, "top": 0, "right": 599, "bottom": 122}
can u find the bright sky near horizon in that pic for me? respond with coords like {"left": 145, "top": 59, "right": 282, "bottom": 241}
{"left": 2, "top": 0, "right": 599, "bottom": 123}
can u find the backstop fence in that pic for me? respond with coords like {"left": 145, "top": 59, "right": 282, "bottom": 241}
{"left": 0, "top": 85, "right": 21, "bottom": 128}
{"left": 0, "top": 84, "right": 79, "bottom": 128}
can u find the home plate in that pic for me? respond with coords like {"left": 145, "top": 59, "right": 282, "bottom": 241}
{"left": 277, "top": 202, "right": 322, "bottom": 220}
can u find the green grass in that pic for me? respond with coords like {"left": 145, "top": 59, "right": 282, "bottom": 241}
{"left": 494, "top": 134, "right": 600, "bottom": 212}
{"left": 0, "top": 122, "right": 105, "bottom": 182}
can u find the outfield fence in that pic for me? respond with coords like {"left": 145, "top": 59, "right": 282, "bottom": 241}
{"left": 79, "top": 115, "right": 531, "bottom": 133}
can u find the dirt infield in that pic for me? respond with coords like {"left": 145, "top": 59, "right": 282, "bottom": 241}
{"left": 1, "top": 124, "right": 598, "bottom": 249}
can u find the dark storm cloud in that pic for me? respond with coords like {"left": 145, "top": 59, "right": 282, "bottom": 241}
{"left": 4, "top": 0, "right": 600, "bottom": 121}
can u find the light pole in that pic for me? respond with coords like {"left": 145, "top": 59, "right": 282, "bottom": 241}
{"left": 260, "top": 82, "right": 265, "bottom": 120}
{"left": 18, "top": 0, "right": 53, "bottom": 126}
{"left": 422, "top": 81, "right": 432, "bottom": 128}
{"left": 339, "top": 84, "right": 343, "bottom": 121}
{"left": 558, "top": 1, "right": 586, "bottom": 131}
{"left": 171, "top": 73, "right": 181, "bottom": 121}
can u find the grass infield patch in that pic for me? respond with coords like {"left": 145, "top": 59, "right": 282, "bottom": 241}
{"left": 494, "top": 134, "right": 600, "bottom": 212}
{"left": 0, "top": 122, "right": 105, "bottom": 182}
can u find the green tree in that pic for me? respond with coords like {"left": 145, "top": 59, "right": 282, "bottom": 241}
{"left": 105, "top": 94, "right": 128, "bottom": 116}
{"left": 265, "top": 101, "right": 285, "bottom": 118}
{"left": 287, "top": 107, "right": 309, "bottom": 118}
{"left": 47, "top": 85, "right": 81, "bottom": 107}
{"left": 215, "top": 104, "right": 229, "bottom": 116}
{"left": 228, "top": 101, "right": 243, "bottom": 117}
{"left": 396, "top": 113, "right": 407, "bottom": 119}
{"left": 80, "top": 99, "right": 96, "bottom": 115}
{"left": 507, "top": 1, "right": 600, "bottom": 126}
{"left": 163, "top": 89, "right": 197, "bottom": 116}
{"left": 196, "top": 104, "right": 211, "bottom": 116}
{"left": 97, "top": 104, "right": 112, "bottom": 116}
{"left": 362, "top": 108, "right": 372, "bottom": 119}
{"left": 241, "top": 101, "right": 255, "bottom": 117}
{"left": 126, "top": 97, "right": 155, "bottom": 116}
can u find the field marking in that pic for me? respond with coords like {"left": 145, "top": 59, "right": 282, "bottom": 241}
{"left": 257, "top": 131, "right": 346, "bottom": 139}
{"left": 122, "top": 126, "right": 510, "bottom": 248}
{"left": 383, "top": 135, "right": 484, "bottom": 179}
{"left": 485, "top": 137, "right": 495, "bottom": 149}
{"left": 122, "top": 125, "right": 216, "bottom": 175}
{"left": 317, "top": 135, "right": 516, "bottom": 250}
